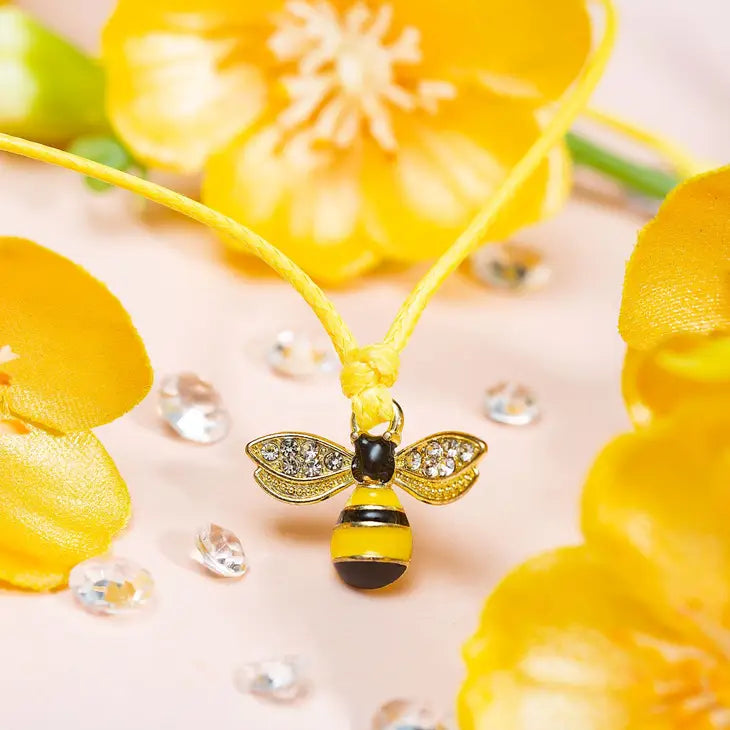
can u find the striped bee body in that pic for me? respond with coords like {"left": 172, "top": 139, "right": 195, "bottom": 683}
{"left": 330, "top": 486, "right": 412, "bottom": 590}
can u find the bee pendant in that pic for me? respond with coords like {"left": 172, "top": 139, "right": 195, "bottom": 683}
{"left": 246, "top": 402, "right": 487, "bottom": 590}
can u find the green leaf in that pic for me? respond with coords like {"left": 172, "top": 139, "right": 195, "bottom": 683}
{"left": 68, "top": 134, "right": 135, "bottom": 191}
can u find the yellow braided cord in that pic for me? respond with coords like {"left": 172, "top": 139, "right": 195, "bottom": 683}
{"left": 583, "top": 106, "right": 705, "bottom": 178}
{"left": 0, "top": 134, "right": 358, "bottom": 363}
{"left": 383, "top": 0, "right": 617, "bottom": 357}
{"left": 0, "top": 0, "right": 617, "bottom": 430}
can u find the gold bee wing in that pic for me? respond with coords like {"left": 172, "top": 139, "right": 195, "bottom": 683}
{"left": 246, "top": 433, "right": 355, "bottom": 504}
{"left": 394, "top": 433, "right": 487, "bottom": 505}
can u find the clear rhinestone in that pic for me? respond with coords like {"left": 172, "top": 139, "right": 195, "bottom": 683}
{"left": 324, "top": 451, "right": 344, "bottom": 471}
{"left": 304, "top": 460, "right": 323, "bottom": 478}
{"left": 234, "top": 657, "right": 307, "bottom": 702}
{"left": 441, "top": 438, "right": 460, "bottom": 459}
{"left": 267, "top": 329, "right": 338, "bottom": 378}
{"left": 437, "top": 457, "right": 456, "bottom": 477}
{"left": 425, "top": 441, "right": 443, "bottom": 459}
{"left": 261, "top": 442, "right": 279, "bottom": 462}
{"left": 69, "top": 557, "right": 153, "bottom": 615}
{"left": 422, "top": 459, "right": 439, "bottom": 478}
{"left": 195, "top": 523, "right": 248, "bottom": 578}
{"left": 372, "top": 699, "right": 448, "bottom": 730}
{"left": 301, "top": 439, "right": 319, "bottom": 462}
{"left": 459, "top": 442, "right": 476, "bottom": 463}
{"left": 158, "top": 372, "right": 230, "bottom": 444}
{"left": 282, "top": 458, "right": 301, "bottom": 476}
{"left": 281, "top": 437, "right": 299, "bottom": 457}
{"left": 470, "top": 242, "right": 551, "bottom": 292}
{"left": 406, "top": 450, "right": 422, "bottom": 471}
{"left": 485, "top": 382, "right": 540, "bottom": 426}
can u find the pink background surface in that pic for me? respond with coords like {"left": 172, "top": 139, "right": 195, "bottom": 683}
{"left": 2, "top": 2, "right": 729, "bottom": 728}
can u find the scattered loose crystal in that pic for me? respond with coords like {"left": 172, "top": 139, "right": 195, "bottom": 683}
{"left": 267, "top": 329, "right": 338, "bottom": 378}
{"left": 195, "top": 523, "right": 248, "bottom": 578}
{"left": 234, "top": 657, "right": 307, "bottom": 702}
{"left": 484, "top": 382, "right": 540, "bottom": 426}
{"left": 372, "top": 699, "right": 449, "bottom": 730}
{"left": 325, "top": 451, "right": 344, "bottom": 471}
{"left": 470, "top": 242, "right": 551, "bottom": 292}
{"left": 69, "top": 556, "right": 153, "bottom": 615}
{"left": 158, "top": 372, "right": 230, "bottom": 444}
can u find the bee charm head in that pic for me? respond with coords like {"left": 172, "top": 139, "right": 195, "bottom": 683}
{"left": 245, "top": 401, "right": 486, "bottom": 590}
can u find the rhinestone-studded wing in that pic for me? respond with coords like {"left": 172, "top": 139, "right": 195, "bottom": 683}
{"left": 394, "top": 433, "right": 487, "bottom": 505}
{"left": 246, "top": 433, "right": 355, "bottom": 504}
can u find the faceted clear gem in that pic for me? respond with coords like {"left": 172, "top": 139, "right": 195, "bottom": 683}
{"left": 325, "top": 451, "right": 344, "bottom": 471}
{"left": 422, "top": 459, "right": 439, "bottom": 478}
{"left": 406, "top": 450, "right": 422, "bottom": 471}
{"left": 304, "top": 460, "right": 323, "bottom": 478}
{"left": 267, "top": 329, "right": 338, "bottom": 378}
{"left": 281, "top": 437, "right": 299, "bottom": 457}
{"left": 69, "top": 556, "right": 153, "bottom": 615}
{"left": 261, "top": 442, "right": 279, "bottom": 462}
{"left": 459, "top": 442, "right": 476, "bottom": 463}
{"left": 282, "top": 458, "right": 301, "bottom": 476}
{"left": 372, "top": 699, "right": 448, "bottom": 730}
{"left": 484, "top": 382, "right": 540, "bottom": 426}
{"left": 195, "top": 523, "right": 248, "bottom": 578}
{"left": 234, "top": 657, "right": 307, "bottom": 702}
{"left": 437, "top": 457, "right": 456, "bottom": 477}
{"left": 441, "top": 438, "right": 460, "bottom": 459}
{"left": 158, "top": 372, "right": 230, "bottom": 444}
{"left": 301, "top": 439, "right": 319, "bottom": 462}
{"left": 425, "top": 441, "right": 443, "bottom": 459}
{"left": 470, "top": 242, "right": 551, "bottom": 293}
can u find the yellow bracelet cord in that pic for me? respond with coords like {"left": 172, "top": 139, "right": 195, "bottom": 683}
{"left": 582, "top": 106, "right": 705, "bottom": 178}
{"left": 0, "top": 0, "right": 616, "bottom": 431}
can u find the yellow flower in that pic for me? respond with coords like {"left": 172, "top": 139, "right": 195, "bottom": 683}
{"left": 459, "top": 398, "right": 730, "bottom": 729}
{"left": 620, "top": 166, "right": 730, "bottom": 424}
{"left": 102, "top": 0, "right": 592, "bottom": 283}
{"left": 0, "top": 237, "right": 151, "bottom": 590}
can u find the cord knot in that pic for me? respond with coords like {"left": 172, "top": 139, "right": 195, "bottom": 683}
{"left": 340, "top": 343, "right": 400, "bottom": 431}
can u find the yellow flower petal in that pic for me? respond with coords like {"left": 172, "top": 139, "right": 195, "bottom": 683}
{"left": 623, "top": 336, "right": 730, "bottom": 425}
{"left": 103, "top": 0, "right": 270, "bottom": 172}
{"left": 0, "top": 237, "right": 152, "bottom": 432}
{"left": 582, "top": 399, "right": 730, "bottom": 630}
{"left": 459, "top": 547, "right": 668, "bottom": 730}
{"left": 205, "top": 96, "right": 566, "bottom": 278}
{"left": 619, "top": 166, "right": 730, "bottom": 351}
{"left": 365, "top": 96, "right": 567, "bottom": 261}
{"left": 0, "top": 427, "right": 130, "bottom": 590}
{"left": 394, "top": 0, "right": 591, "bottom": 102}
{"left": 203, "top": 124, "right": 383, "bottom": 284}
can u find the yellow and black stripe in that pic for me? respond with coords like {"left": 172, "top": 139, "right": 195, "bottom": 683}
{"left": 330, "top": 486, "right": 412, "bottom": 589}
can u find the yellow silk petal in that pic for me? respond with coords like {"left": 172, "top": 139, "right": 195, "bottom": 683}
{"left": 365, "top": 97, "right": 567, "bottom": 262}
{"left": 0, "top": 427, "right": 130, "bottom": 590}
{"left": 203, "top": 125, "right": 382, "bottom": 284}
{"left": 623, "top": 336, "right": 730, "bottom": 425}
{"left": 619, "top": 167, "right": 730, "bottom": 351}
{"left": 393, "top": 0, "right": 591, "bottom": 102}
{"left": 0, "top": 237, "right": 152, "bottom": 432}
{"left": 459, "top": 547, "right": 672, "bottom": 730}
{"left": 582, "top": 399, "right": 730, "bottom": 632}
{"left": 102, "top": 0, "right": 270, "bottom": 172}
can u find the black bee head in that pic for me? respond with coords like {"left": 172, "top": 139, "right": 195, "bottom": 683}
{"left": 351, "top": 434, "right": 396, "bottom": 484}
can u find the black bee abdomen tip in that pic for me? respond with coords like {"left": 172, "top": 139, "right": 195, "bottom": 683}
{"left": 334, "top": 560, "right": 407, "bottom": 590}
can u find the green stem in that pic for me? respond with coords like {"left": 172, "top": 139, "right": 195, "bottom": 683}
{"left": 566, "top": 131, "right": 681, "bottom": 200}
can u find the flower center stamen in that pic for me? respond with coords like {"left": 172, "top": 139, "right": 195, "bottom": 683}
{"left": 268, "top": 1, "right": 456, "bottom": 152}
